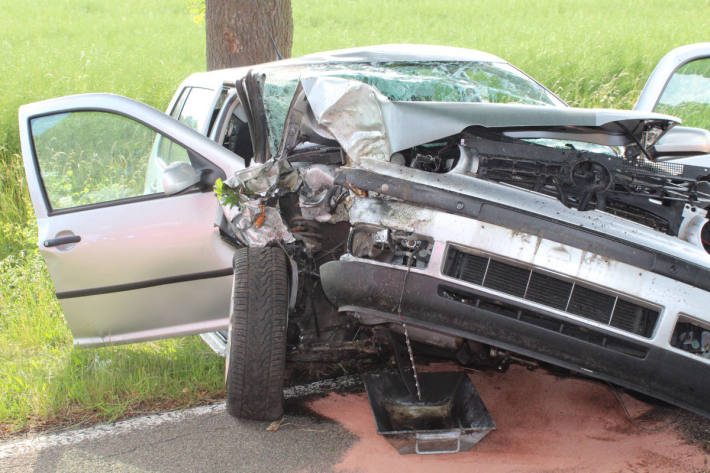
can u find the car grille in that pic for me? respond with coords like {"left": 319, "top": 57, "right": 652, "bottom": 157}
{"left": 438, "top": 286, "right": 649, "bottom": 358}
{"left": 443, "top": 247, "right": 659, "bottom": 338}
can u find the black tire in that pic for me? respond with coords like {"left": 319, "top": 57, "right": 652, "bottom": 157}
{"left": 225, "top": 246, "right": 288, "bottom": 420}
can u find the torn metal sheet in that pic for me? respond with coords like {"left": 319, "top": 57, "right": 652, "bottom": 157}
{"left": 219, "top": 160, "right": 299, "bottom": 246}
{"left": 229, "top": 202, "right": 294, "bottom": 247}
{"left": 219, "top": 159, "right": 353, "bottom": 245}
{"left": 224, "top": 161, "right": 281, "bottom": 197}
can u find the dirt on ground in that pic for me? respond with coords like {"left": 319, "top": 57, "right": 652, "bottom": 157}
{"left": 308, "top": 363, "right": 710, "bottom": 473}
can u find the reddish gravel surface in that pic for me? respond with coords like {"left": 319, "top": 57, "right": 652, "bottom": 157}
{"left": 308, "top": 364, "right": 709, "bottom": 473}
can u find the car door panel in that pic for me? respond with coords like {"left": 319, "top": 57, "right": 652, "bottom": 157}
{"left": 19, "top": 94, "right": 244, "bottom": 346}
{"left": 59, "top": 276, "right": 233, "bottom": 346}
{"left": 40, "top": 194, "right": 232, "bottom": 293}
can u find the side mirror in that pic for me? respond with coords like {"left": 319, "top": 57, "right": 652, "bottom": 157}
{"left": 653, "top": 126, "right": 710, "bottom": 159}
{"left": 162, "top": 161, "right": 201, "bottom": 195}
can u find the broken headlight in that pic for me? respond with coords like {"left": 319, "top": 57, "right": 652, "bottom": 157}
{"left": 671, "top": 316, "right": 710, "bottom": 359}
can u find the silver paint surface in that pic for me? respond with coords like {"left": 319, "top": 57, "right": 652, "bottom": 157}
{"left": 347, "top": 197, "right": 710, "bottom": 365}
{"left": 19, "top": 94, "right": 244, "bottom": 344}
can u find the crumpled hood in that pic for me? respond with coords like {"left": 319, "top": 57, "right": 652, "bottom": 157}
{"left": 298, "top": 76, "right": 680, "bottom": 163}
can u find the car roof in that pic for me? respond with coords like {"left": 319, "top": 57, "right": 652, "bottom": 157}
{"left": 180, "top": 44, "right": 507, "bottom": 90}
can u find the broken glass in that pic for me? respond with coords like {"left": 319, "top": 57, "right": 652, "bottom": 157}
{"left": 262, "top": 61, "right": 561, "bottom": 154}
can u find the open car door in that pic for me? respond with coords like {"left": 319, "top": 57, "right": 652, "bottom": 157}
{"left": 19, "top": 94, "right": 244, "bottom": 346}
{"left": 635, "top": 43, "right": 710, "bottom": 165}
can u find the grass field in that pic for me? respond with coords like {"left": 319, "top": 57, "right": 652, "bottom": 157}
{"left": 2, "top": 0, "right": 710, "bottom": 435}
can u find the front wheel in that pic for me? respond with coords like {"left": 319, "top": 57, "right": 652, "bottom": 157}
{"left": 225, "top": 246, "right": 289, "bottom": 420}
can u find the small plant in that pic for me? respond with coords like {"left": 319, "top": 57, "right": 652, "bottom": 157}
{"left": 187, "top": 0, "right": 205, "bottom": 24}
{"left": 213, "top": 177, "right": 240, "bottom": 208}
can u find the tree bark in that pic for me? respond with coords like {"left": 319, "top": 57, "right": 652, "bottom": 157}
{"left": 205, "top": 0, "right": 293, "bottom": 71}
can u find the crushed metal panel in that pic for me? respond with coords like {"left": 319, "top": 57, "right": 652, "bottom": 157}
{"left": 220, "top": 160, "right": 299, "bottom": 247}
{"left": 300, "top": 76, "right": 390, "bottom": 164}
{"left": 229, "top": 203, "right": 294, "bottom": 247}
{"left": 299, "top": 76, "right": 680, "bottom": 163}
{"left": 381, "top": 101, "right": 679, "bottom": 150}
{"left": 265, "top": 60, "right": 564, "bottom": 155}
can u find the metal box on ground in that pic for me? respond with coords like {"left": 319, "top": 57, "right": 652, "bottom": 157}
{"left": 362, "top": 371, "right": 496, "bottom": 455}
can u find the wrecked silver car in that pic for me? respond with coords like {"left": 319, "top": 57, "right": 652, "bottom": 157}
{"left": 18, "top": 45, "right": 710, "bottom": 422}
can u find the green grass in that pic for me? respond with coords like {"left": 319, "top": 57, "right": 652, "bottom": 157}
{"left": 292, "top": 0, "right": 710, "bottom": 110}
{"left": 0, "top": 0, "right": 219, "bottom": 436}
{"left": 2, "top": 0, "right": 710, "bottom": 435}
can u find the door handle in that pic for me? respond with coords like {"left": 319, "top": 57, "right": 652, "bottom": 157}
{"left": 44, "top": 235, "right": 81, "bottom": 247}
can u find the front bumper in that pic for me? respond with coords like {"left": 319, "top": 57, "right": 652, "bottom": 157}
{"left": 320, "top": 259, "right": 710, "bottom": 418}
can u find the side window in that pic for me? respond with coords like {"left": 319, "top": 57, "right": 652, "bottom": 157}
{"left": 147, "top": 86, "right": 222, "bottom": 194}
{"left": 222, "top": 104, "right": 254, "bottom": 162}
{"left": 170, "top": 87, "right": 190, "bottom": 119}
{"left": 176, "top": 87, "right": 215, "bottom": 132}
{"left": 655, "top": 58, "right": 710, "bottom": 130}
{"left": 31, "top": 111, "right": 191, "bottom": 211}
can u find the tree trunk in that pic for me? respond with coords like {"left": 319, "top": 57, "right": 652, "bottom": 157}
{"left": 205, "top": 0, "right": 293, "bottom": 71}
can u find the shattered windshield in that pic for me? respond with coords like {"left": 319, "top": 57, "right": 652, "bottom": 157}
{"left": 262, "top": 61, "right": 562, "bottom": 153}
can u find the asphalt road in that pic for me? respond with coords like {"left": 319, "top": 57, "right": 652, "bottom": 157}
{"left": 3, "top": 368, "right": 709, "bottom": 473}
{"left": 0, "top": 378, "right": 360, "bottom": 473}
{"left": 1, "top": 402, "right": 353, "bottom": 473}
